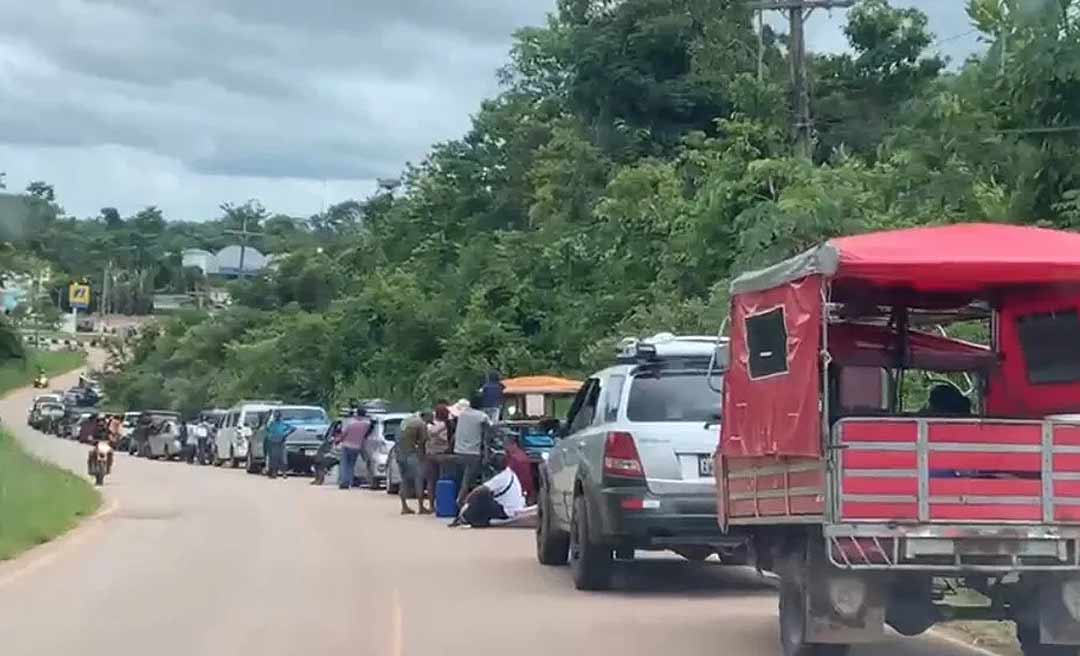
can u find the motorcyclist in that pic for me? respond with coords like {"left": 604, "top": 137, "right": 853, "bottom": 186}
{"left": 33, "top": 368, "right": 48, "bottom": 388}
{"left": 87, "top": 430, "right": 114, "bottom": 476}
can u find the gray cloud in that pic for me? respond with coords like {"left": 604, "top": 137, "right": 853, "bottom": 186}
{"left": 0, "top": 0, "right": 979, "bottom": 221}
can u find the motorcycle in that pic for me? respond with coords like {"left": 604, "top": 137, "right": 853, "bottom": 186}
{"left": 87, "top": 441, "right": 113, "bottom": 486}
{"left": 32, "top": 374, "right": 49, "bottom": 389}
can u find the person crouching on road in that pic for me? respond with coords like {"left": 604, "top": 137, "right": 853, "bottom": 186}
{"left": 398, "top": 411, "right": 430, "bottom": 515}
{"left": 450, "top": 453, "right": 525, "bottom": 528}
{"left": 336, "top": 408, "right": 372, "bottom": 490}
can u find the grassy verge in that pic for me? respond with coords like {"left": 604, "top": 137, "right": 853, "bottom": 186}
{"left": 0, "top": 430, "right": 101, "bottom": 560}
{"left": 0, "top": 350, "right": 87, "bottom": 397}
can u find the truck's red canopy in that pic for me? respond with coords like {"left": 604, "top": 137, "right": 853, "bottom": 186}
{"left": 724, "top": 223, "right": 1080, "bottom": 459}
{"left": 731, "top": 223, "right": 1080, "bottom": 298}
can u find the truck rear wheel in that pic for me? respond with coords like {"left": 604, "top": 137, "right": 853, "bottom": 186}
{"left": 780, "top": 576, "right": 849, "bottom": 656}
{"left": 570, "top": 494, "right": 613, "bottom": 591}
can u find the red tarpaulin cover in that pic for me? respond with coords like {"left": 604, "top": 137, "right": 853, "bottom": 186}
{"left": 722, "top": 276, "right": 823, "bottom": 458}
{"left": 831, "top": 223, "right": 1080, "bottom": 292}
{"left": 828, "top": 323, "right": 995, "bottom": 372}
{"left": 988, "top": 288, "right": 1080, "bottom": 417}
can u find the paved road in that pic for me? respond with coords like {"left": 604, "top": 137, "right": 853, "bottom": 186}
{"left": 0, "top": 367, "right": 992, "bottom": 656}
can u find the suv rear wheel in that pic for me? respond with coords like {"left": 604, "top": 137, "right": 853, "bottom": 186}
{"left": 536, "top": 481, "right": 569, "bottom": 566}
{"left": 570, "top": 494, "right": 613, "bottom": 590}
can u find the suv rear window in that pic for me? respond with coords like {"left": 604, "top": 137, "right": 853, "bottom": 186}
{"left": 626, "top": 372, "right": 722, "bottom": 422}
{"left": 1017, "top": 309, "right": 1080, "bottom": 384}
{"left": 381, "top": 419, "right": 403, "bottom": 441}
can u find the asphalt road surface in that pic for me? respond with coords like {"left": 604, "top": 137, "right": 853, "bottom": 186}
{"left": 0, "top": 366, "right": 993, "bottom": 656}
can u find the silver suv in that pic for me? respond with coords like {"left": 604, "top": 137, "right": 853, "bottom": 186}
{"left": 536, "top": 334, "right": 732, "bottom": 590}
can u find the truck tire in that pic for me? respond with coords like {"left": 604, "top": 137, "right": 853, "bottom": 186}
{"left": 779, "top": 568, "right": 849, "bottom": 656}
{"left": 570, "top": 494, "right": 613, "bottom": 590}
{"left": 536, "top": 482, "right": 569, "bottom": 566}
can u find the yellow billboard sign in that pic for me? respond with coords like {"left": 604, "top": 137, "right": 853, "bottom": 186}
{"left": 68, "top": 282, "right": 91, "bottom": 309}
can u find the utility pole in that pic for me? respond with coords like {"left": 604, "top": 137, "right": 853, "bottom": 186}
{"left": 224, "top": 217, "right": 264, "bottom": 279}
{"left": 750, "top": 0, "right": 855, "bottom": 158}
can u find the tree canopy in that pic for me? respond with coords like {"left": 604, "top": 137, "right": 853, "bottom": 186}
{"left": 13, "top": 0, "right": 1080, "bottom": 411}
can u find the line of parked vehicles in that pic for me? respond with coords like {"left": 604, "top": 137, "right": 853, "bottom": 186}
{"left": 32, "top": 223, "right": 1080, "bottom": 656}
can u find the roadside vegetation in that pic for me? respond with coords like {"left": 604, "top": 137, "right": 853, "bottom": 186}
{"left": 0, "top": 430, "right": 101, "bottom": 560}
{"left": 0, "top": 350, "right": 86, "bottom": 398}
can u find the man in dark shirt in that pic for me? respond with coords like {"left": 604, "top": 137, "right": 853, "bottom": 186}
{"left": 397, "top": 412, "right": 430, "bottom": 515}
{"left": 479, "top": 371, "right": 504, "bottom": 421}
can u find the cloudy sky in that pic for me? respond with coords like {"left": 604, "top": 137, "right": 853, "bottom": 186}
{"left": 0, "top": 1, "right": 980, "bottom": 221}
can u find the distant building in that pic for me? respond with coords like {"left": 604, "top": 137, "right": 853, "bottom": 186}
{"left": 181, "top": 246, "right": 266, "bottom": 278}
{"left": 181, "top": 249, "right": 219, "bottom": 275}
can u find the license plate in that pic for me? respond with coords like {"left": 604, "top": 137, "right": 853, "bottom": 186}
{"left": 698, "top": 455, "right": 715, "bottom": 477}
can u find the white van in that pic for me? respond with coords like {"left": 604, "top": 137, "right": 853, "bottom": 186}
{"left": 214, "top": 401, "right": 280, "bottom": 468}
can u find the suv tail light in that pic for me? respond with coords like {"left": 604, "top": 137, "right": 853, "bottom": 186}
{"left": 603, "top": 431, "right": 644, "bottom": 479}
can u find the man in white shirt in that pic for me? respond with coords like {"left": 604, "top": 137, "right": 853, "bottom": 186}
{"left": 450, "top": 453, "right": 525, "bottom": 528}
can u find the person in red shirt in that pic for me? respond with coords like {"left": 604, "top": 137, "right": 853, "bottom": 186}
{"left": 335, "top": 408, "right": 372, "bottom": 490}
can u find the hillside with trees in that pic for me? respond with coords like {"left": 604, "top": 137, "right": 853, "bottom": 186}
{"left": 14, "top": 0, "right": 1080, "bottom": 413}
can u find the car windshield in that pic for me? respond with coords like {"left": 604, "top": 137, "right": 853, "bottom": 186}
{"left": 278, "top": 408, "right": 327, "bottom": 423}
{"left": 626, "top": 372, "right": 722, "bottom": 422}
{"left": 381, "top": 419, "right": 403, "bottom": 441}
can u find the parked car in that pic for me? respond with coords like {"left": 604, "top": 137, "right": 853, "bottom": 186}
{"left": 247, "top": 405, "right": 331, "bottom": 474}
{"left": 276, "top": 406, "right": 330, "bottom": 473}
{"left": 144, "top": 412, "right": 183, "bottom": 459}
{"left": 535, "top": 333, "right": 729, "bottom": 590}
{"left": 357, "top": 412, "right": 408, "bottom": 489}
{"left": 30, "top": 402, "right": 65, "bottom": 431}
{"left": 28, "top": 394, "right": 63, "bottom": 426}
{"left": 215, "top": 401, "right": 280, "bottom": 468}
{"left": 59, "top": 407, "right": 96, "bottom": 439}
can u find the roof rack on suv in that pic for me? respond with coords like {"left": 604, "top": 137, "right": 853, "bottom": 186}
{"left": 615, "top": 333, "right": 729, "bottom": 363}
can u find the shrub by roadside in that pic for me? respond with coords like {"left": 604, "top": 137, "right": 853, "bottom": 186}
{"left": 0, "top": 430, "right": 101, "bottom": 560}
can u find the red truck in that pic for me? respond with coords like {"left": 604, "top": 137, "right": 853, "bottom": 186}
{"left": 716, "top": 223, "right": 1080, "bottom": 656}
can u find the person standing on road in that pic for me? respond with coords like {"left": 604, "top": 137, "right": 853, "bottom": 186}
{"left": 264, "top": 410, "right": 289, "bottom": 479}
{"left": 479, "top": 371, "right": 504, "bottom": 422}
{"left": 423, "top": 403, "right": 452, "bottom": 506}
{"left": 336, "top": 408, "right": 372, "bottom": 490}
{"left": 453, "top": 398, "right": 490, "bottom": 506}
{"left": 397, "top": 412, "right": 430, "bottom": 515}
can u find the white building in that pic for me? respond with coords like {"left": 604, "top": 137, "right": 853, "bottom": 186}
{"left": 181, "top": 246, "right": 266, "bottom": 278}
{"left": 181, "top": 249, "right": 219, "bottom": 275}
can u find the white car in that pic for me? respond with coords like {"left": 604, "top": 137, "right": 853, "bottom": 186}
{"left": 214, "top": 401, "right": 280, "bottom": 468}
{"left": 119, "top": 411, "right": 141, "bottom": 446}
{"left": 356, "top": 413, "right": 408, "bottom": 489}
{"left": 147, "top": 416, "right": 183, "bottom": 459}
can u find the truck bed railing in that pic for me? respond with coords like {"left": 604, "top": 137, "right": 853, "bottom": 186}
{"left": 827, "top": 417, "right": 1080, "bottom": 570}
{"left": 832, "top": 417, "right": 1080, "bottom": 525}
